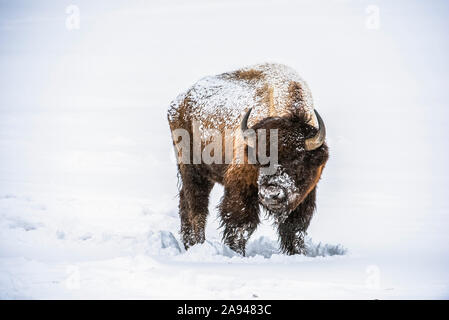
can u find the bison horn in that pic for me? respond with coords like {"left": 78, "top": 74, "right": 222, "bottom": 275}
{"left": 241, "top": 107, "right": 252, "bottom": 132}
{"left": 305, "top": 109, "right": 326, "bottom": 151}
{"left": 241, "top": 108, "right": 256, "bottom": 147}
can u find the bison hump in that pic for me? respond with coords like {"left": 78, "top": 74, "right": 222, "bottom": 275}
{"left": 168, "top": 63, "right": 317, "bottom": 130}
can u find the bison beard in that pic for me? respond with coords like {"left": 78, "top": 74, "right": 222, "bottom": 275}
{"left": 168, "top": 63, "right": 329, "bottom": 255}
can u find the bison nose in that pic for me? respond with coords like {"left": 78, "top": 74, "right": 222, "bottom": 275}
{"left": 263, "top": 186, "right": 286, "bottom": 203}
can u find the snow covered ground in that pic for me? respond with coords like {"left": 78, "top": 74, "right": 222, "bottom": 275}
{"left": 1, "top": 0, "right": 449, "bottom": 299}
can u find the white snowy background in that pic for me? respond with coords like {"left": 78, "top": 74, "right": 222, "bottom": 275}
{"left": 0, "top": 0, "right": 448, "bottom": 299}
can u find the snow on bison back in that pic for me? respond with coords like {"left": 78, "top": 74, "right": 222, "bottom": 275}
{"left": 168, "top": 63, "right": 328, "bottom": 255}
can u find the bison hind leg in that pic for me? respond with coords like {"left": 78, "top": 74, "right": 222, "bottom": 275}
{"left": 178, "top": 165, "right": 214, "bottom": 250}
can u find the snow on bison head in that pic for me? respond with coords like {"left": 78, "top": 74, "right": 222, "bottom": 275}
{"left": 241, "top": 107, "right": 328, "bottom": 223}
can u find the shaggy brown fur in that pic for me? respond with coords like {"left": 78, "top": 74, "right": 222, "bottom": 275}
{"left": 228, "top": 69, "right": 264, "bottom": 81}
{"left": 168, "top": 65, "right": 329, "bottom": 255}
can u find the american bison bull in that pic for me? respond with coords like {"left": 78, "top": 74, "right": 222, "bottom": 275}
{"left": 168, "top": 63, "right": 329, "bottom": 255}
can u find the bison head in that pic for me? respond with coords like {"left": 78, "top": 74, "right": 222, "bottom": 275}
{"left": 241, "top": 108, "right": 329, "bottom": 221}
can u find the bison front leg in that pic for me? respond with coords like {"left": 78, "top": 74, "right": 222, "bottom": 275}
{"left": 219, "top": 185, "right": 260, "bottom": 256}
{"left": 277, "top": 188, "right": 316, "bottom": 255}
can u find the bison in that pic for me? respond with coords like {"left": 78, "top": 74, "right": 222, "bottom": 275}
{"left": 168, "top": 63, "right": 328, "bottom": 255}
